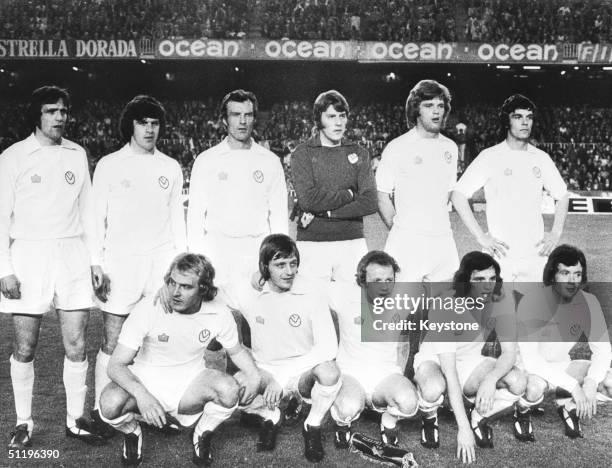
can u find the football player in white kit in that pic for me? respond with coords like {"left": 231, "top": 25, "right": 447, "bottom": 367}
{"left": 515, "top": 245, "right": 612, "bottom": 440}
{"left": 229, "top": 234, "right": 341, "bottom": 463}
{"left": 91, "top": 95, "right": 186, "bottom": 436}
{"left": 452, "top": 94, "right": 569, "bottom": 288}
{"left": 187, "top": 90, "right": 288, "bottom": 287}
{"left": 99, "top": 253, "right": 260, "bottom": 466}
{"left": 376, "top": 79, "right": 459, "bottom": 283}
{"left": 1, "top": 86, "right": 104, "bottom": 448}
{"left": 329, "top": 251, "right": 419, "bottom": 448}
{"left": 413, "top": 252, "right": 525, "bottom": 463}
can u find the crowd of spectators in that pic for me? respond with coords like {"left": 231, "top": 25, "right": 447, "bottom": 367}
{"left": 2, "top": 0, "right": 611, "bottom": 43}
{"left": 262, "top": 0, "right": 456, "bottom": 41}
{"left": 0, "top": 0, "right": 250, "bottom": 40}
{"left": 464, "top": 0, "right": 612, "bottom": 43}
{"left": 0, "top": 98, "right": 610, "bottom": 192}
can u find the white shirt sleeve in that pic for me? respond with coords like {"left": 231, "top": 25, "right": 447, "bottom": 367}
{"left": 448, "top": 143, "right": 459, "bottom": 192}
{"left": 170, "top": 162, "right": 187, "bottom": 253}
{"left": 118, "top": 299, "right": 152, "bottom": 351}
{"left": 541, "top": 153, "right": 568, "bottom": 200}
{"left": 375, "top": 143, "right": 396, "bottom": 194}
{"left": 78, "top": 152, "right": 99, "bottom": 265}
{"left": 214, "top": 305, "right": 240, "bottom": 349}
{"left": 454, "top": 151, "right": 489, "bottom": 197}
{"left": 186, "top": 156, "right": 207, "bottom": 254}
{"left": 584, "top": 293, "right": 612, "bottom": 384}
{"left": 91, "top": 159, "right": 109, "bottom": 265}
{"left": 0, "top": 153, "right": 16, "bottom": 278}
{"left": 268, "top": 157, "right": 289, "bottom": 235}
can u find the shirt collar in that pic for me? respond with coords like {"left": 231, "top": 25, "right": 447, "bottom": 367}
{"left": 220, "top": 136, "right": 255, "bottom": 152}
{"left": 260, "top": 276, "right": 307, "bottom": 296}
{"left": 306, "top": 133, "right": 353, "bottom": 148}
{"left": 503, "top": 139, "right": 537, "bottom": 154}
{"left": 121, "top": 142, "right": 161, "bottom": 157}
{"left": 24, "top": 133, "right": 79, "bottom": 155}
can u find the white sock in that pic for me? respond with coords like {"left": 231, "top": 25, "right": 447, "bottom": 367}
{"left": 193, "top": 402, "right": 237, "bottom": 443}
{"left": 330, "top": 404, "right": 358, "bottom": 427}
{"left": 99, "top": 411, "right": 140, "bottom": 434}
{"left": 304, "top": 380, "right": 342, "bottom": 428}
{"left": 517, "top": 395, "right": 543, "bottom": 412}
{"left": 63, "top": 356, "right": 88, "bottom": 427}
{"left": 94, "top": 350, "right": 111, "bottom": 411}
{"left": 10, "top": 355, "right": 34, "bottom": 433}
{"left": 556, "top": 397, "right": 577, "bottom": 412}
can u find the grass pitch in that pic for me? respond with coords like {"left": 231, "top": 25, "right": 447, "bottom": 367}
{"left": 1, "top": 213, "right": 611, "bottom": 467}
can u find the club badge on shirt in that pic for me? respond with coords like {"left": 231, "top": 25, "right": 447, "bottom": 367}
{"left": 158, "top": 333, "right": 169, "bottom": 342}
{"left": 288, "top": 313, "right": 302, "bottom": 327}
{"left": 413, "top": 155, "right": 423, "bottom": 165}
{"left": 256, "top": 316, "right": 265, "bottom": 324}
{"left": 65, "top": 171, "right": 75, "bottom": 185}
{"left": 504, "top": 168, "right": 513, "bottom": 176}
{"left": 532, "top": 166, "right": 542, "bottom": 178}
{"left": 218, "top": 171, "right": 228, "bottom": 181}
{"left": 31, "top": 174, "right": 41, "bottom": 183}
{"left": 253, "top": 170, "right": 264, "bottom": 183}
{"left": 199, "top": 329, "right": 211, "bottom": 343}
{"left": 347, "top": 153, "right": 358, "bottom": 164}
{"left": 444, "top": 151, "right": 452, "bottom": 163}
{"left": 121, "top": 179, "right": 131, "bottom": 188}
{"left": 353, "top": 316, "right": 363, "bottom": 325}
{"left": 158, "top": 175, "right": 169, "bottom": 189}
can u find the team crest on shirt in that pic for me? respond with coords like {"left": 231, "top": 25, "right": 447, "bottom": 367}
{"left": 444, "top": 151, "right": 452, "bottom": 163}
{"left": 288, "top": 314, "right": 302, "bottom": 327}
{"left": 64, "top": 171, "right": 75, "bottom": 185}
{"left": 569, "top": 323, "right": 581, "bottom": 336}
{"left": 347, "top": 153, "right": 358, "bottom": 164}
{"left": 532, "top": 166, "right": 542, "bottom": 178}
{"left": 486, "top": 317, "right": 497, "bottom": 330}
{"left": 121, "top": 179, "right": 131, "bottom": 188}
{"left": 199, "top": 329, "right": 211, "bottom": 343}
{"left": 253, "top": 170, "right": 264, "bottom": 183}
{"left": 413, "top": 156, "right": 423, "bottom": 165}
{"left": 31, "top": 174, "right": 41, "bottom": 183}
{"left": 218, "top": 171, "right": 228, "bottom": 181}
{"left": 504, "top": 168, "right": 512, "bottom": 176}
{"left": 158, "top": 333, "right": 169, "bottom": 342}
{"left": 353, "top": 316, "right": 363, "bottom": 325}
{"left": 158, "top": 176, "right": 169, "bottom": 189}
{"left": 256, "top": 316, "right": 265, "bottom": 324}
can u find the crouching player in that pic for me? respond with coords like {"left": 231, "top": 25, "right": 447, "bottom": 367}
{"left": 329, "top": 251, "right": 418, "bottom": 448}
{"left": 516, "top": 245, "right": 612, "bottom": 439}
{"left": 413, "top": 252, "right": 525, "bottom": 463}
{"left": 229, "top": 234, "right": 341, "bottom": 463}
{"left": 99, "top": 253, "right": 260, "bottom": 466}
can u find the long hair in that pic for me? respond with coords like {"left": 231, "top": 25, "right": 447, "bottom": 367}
{"left": 498, "top": 94, "right": 535, "bottom": 139}
{"left": 312, "top": 90, "right": 349, "bottom": 130}
{"left": 453, "top": 251, "right": 503, "bottom": 300}
{"left": 258, "top": 234, "right": 300, "bottom": 282}
{"left": 119, "top": 95, "right": 166, "bottom": 143}
{"left": 405, "top": 79, "right": 451, "bottom": 128}
{"left": 543, "top": 244, "right": 587, "bottom": 286}
{"left": 355, "top": 250, "right": 400, "bottom": 287}
{"left": 27, "top": 85, "right": 70, "bottom": 131}
{"left": 164, "top": 253, "right": 217, "bottom": 302}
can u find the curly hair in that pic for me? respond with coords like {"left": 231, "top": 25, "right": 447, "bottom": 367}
{"left": 164, "top": 253, "right": 217, "bottom": 302}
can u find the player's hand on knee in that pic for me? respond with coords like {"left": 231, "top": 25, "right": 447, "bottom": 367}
{"left": 456, "top": 426, "right": 476, "bottom": 464}
{"left": 263, "top": 381, "right": 282, "bottom": 410}
{"left": 535, "top": 231, "right": 560, "bottom": 256}
{"left": 91, "top": 265, "right": 104, "bottom": 290}
{"left": 136, "top": 392, "right": 167, "bottom": 428}
{"left": 477, "top": 233, "right": 508, "bottom": 258}
{"left": 475, "top": 377, "right": 496, "bottom": 415}
{"left": 0, "top": 274, "right": 21, "bottom": 299}
{"left": 153, "top": 286, "right": 172, "bottom": 314}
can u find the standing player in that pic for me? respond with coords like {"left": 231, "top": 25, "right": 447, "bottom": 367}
{"left": 516, "top": 245, "right": 612, "bottom": 440}
{"left": 99, "top": 253, "right": 261, "bottom": 466}
{"left": 376, "top": 80, "right": 459, "bottom": 282}
{"left": 0, "top": 86, "right": 104, "bottom": 448}
{"left": 291, "top": 90, "right": 377, "bottom": 283}
{"left": 187, "top": 89, "right": 288, "bottom": 287}
{"left": 329, "top": 251, "right": 419, "bottom": 448}
{"left": 413, "top": 252, "right": 525, "bottom": 462}
{"left": 229, "top": 234, "right": 341, "bottom": 463}
{"left": 91, "top": 95, "right": 186, "bottom": 433}
{"left": 452, "top": 94, "right": 569, "bottom": 286}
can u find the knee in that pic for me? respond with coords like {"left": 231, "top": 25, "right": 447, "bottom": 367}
{"left": 313, "top": 361, "right": 341, "bottom": 386}
{"left": 419, "top": 379, "right": 446, "bottom": 403}
{"left": 100, "top": 387, "right": 127, "bottom": 420}
{"left": 13, "top": 344, "right": 36, "bottom": 362}
{"left": 392, "top": 389, "right": 418, "bottom": 416}
{"left": 101, "top": 330, "right": 120, "bottom": 355}
{"left": 64, "top": 335, "right": 86, "bottom": 361}
{"left": 602, "top": 374, "right": 612, "bottom": 397}
{"left": 216, "top": 377, "right": 240, "bottom": 408}
{"left": 505, "top": 369, "right": 527, "bottom": 396}
{"left": 524, "top": 375, "right": 546, "bottom": 402}
{"left": 333, "top": 397, "right": 364, "bottom": 421}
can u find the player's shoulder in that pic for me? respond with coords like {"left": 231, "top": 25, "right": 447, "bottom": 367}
{"left": 199, "top": 295, "right": 233, "bottom": 317}
{"left": 438, "top": 132, "right": 458, "bottom": 149}
{"left": 194, "top": 140, "right": 226, "bottom": 162}
{"left": 328, "top": 281, "right": 360, "bottom": 311}
{"left": 60, "top": 137, "right": 86, "bottom": 155}
{"left": 96, "top": 146, "right": 126, "bottom": 166}
{"left": 385, "top": 129, "right": 415, "bottom": 149}
{"left": 527, "top": 144, "right": 552, "bottom": 160}
{"left": 291, "top": 137, "right": 315, "bottom": 160}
